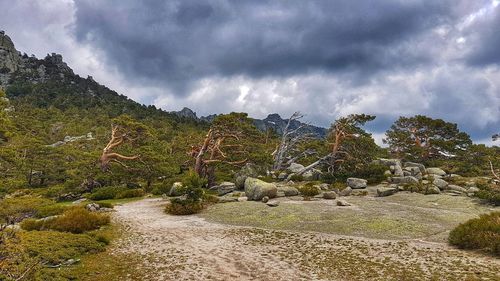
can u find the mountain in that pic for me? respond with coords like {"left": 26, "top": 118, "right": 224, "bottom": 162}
{"left": 1, "top": 30, "right": 326, "bottom": 137}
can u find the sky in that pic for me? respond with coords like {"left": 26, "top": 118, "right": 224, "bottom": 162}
{"left": 0, "top": 0, "right": 499, "bottom": 145}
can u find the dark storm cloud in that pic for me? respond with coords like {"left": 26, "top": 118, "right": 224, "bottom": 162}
{"left": 466, "top": 6, "right": 500, "bottom": 66}
{"left": 72, "top": 0, "right": 455, "bottom": 92}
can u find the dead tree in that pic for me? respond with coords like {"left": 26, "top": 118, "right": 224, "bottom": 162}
{"left": 99, "top": 125, "right": 140, "bottom": 171}
{"left": 294, "top": 114, "right": 374, "bottom": 176}
{"left": 489, "top": 159, "right": 500, "bottom": 181}
{"left": 190, "top": 127, "right": 247, "bottom": 186}
{"left": 271, "top": 112, "right": 313, "bottom": 171}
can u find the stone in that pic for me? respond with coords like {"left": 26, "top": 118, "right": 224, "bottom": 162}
{"left": 261, "top": 196, "right": 270, "bottom": 203}
{"left": 277, "top": 185, "right": 299, "bottom": 197}
{"left": 277, "top": 172, "right": 288, "bottom": 180}
{"left": 390, "top": 176, "right": 418, "bottom": 184}
{"left": 384, "top": 170, "right": 392, "bottom": 177}
{"left": 339, "top": 186, "right": 352, "bottom": 196}
{"left": 303, "top": 169, "right": 322, "bottom": 181}
{"left": 319, "top": 183, "right": 330, "bottom": 191}
{"left": 432, "top": 178, "right": 448, "bottom": 190}
{"left": 266, "top": 201, "right": 280, "bottom": 207}
{"left": 403, "top": 171, "right": 411, "bottom": 176}
{"left": 218, "top": 197, "right": 238, "bottom": 203}
{"left": 426, "top": 185, "right": 441, "bottom": 194}
{"left": 336, "top": 199, "right": 351, "bottom": 206}
{"left": 244, "top": 177, "right": 278, "bottom": 201}
{"left": 467, "top": 186, "right": 480, "bottom": 194}
{"left": 376, "top": 187, "right": 398, "bottom": 197}
{"left": 168, "top": 182, "right": 184, "bottom": 196}
{"left": 426, "top": 168, "right": 446, "bottom": 176}
{"left": 237, "top": 196, "right": 248, "bottom": 202}
{"left": 448, "top": 185, "right": 466, "bottom": 193}
{"left": 346, "top": 178, "right": 368, "bottom": 189}
{"left": 214, "top": 182, "right": 236, "bottom": 196}
{"left": 85, "top": 203, "right": 100, "bottom": 212}
{"left": 276, "top": 191, "right": 286, "bottom": 197}
{"left": 235, "top": 163, "right": 260, "bottom": 189}
{"left": 403, "top": 162, "right": 426, "bottom": 173}
{"left": 288, "top": 163, "right": 305, "bottom": 173}
{"left": 323, "top": 191, "right": 337, "bottom": 199}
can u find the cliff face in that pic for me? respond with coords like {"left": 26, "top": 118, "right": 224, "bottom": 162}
{"left": 0, "top": 31, "right": 22, "bottom": 86}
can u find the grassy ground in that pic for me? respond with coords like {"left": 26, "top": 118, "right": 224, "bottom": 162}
{"left": 200, "top": 191, "right": 498, "bottom": 242}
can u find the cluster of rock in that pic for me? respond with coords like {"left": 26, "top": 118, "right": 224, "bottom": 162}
{"left": 372, "top": 158, "right": 480, "bottom": 197}
{"left": 48, "top": 133, "right": 95, "bottom": 147}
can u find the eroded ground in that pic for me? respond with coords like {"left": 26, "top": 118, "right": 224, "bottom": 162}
{"left": 112, "top": 191, "right": 499, "bottom": 281}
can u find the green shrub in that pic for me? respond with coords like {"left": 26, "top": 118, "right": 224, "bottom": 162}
{"left": 166, "top": 172, "right": 208, "bottom": 215}
{"left": 0, "top": 197, "right": 54, "bottom": 225}
{"left": 96, "top": 202, "right": 114, "bottom": 208}
{"left": 151, "top": 183, "right": 171, "bottom": 195}
{"left": 353, "top": 163, "right": 388, "bottom": 184}
{"left": 166, "top": 199, "right": 204, "bottom": 215}
{"left": 289, "top": 174, "right": 304, "bottom": 182}
{"left": 474, "top": 181, "right": 500, "bottom": 206}
{"left": 87, "top": 186, "right": 128, "bottom": 201}
{"left": 35, "top": 204, "right": 67, "bottom": 218}
{"left": 331, "top": 182, "right": 347, "bottom": 191}
{"left": 20, "top": 218, "right": 45, "bottom": 231}
{"left": 116, "top": 188, "right": 145, "bottom": 199}
{"left": 448, "top": 212, "right": 500, "bottom": 256}
{"left": 298, "top": 183, "right": 320, "bottom": 198}
{"left": 45, "top": 208, "right": 110, "bottom": 234}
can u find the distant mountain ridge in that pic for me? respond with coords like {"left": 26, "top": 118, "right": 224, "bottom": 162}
{"left": 1, "top": 30, "right": 327, "bottom": 137}
{"left": 171, "top": 108, "right": 328, "bottom": 138}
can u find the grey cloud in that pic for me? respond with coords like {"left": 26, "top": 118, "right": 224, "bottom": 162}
{"left": 466, "top": 6, "right": 500, "bottom": 66}
{"left": 72, "top": 0, "right": 457, "bottom": 92}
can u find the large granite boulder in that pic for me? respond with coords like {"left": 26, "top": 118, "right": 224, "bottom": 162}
{"left": 287, "top": 163, "right": 305, "bottom": 173}
{"left": 390, "top": 176, "right": 418, "bottom": 185}
{"left": 432, "top": 178, "right": 448, "bottom": 190}
{"left": 235, "top": 163, "right": 260, "bottom": 189}
{"left": 244, "top": 177, "right": 277, "bottom": 201}
{"left": 346, "top": 178, "right": 368, "bottom": 189}
{"left": 376, "top": 187, "right": 398, "bottom": 197}
{"left": 277, "top": 185, "right": 299, "bottom": 197}
{"left": 403, "top": 162, "right": 426, "bottom": 174}
{"left": 211, "top": 182, "right": 236, "bottom": 196}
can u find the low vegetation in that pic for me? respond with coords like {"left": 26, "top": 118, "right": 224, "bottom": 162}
{"left": 448, "top": 212, "right": 500, "bottom": 256}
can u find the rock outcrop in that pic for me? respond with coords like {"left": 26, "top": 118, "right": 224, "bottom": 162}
{"left": 244, "top": 177, "right": 277, "bottom": 201}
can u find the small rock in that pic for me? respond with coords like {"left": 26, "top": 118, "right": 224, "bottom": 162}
{"left": 277, "top": 172, "right": 288, "bottom": 180}
{"left": 237, "top": 196, "right": 248, "bottom": 202}
{"left": 448, "top": 185, "right": 466, "bottom": 193}
{"left": 376, "top": 187, "right": 398, "bottom": 197}
{"left": 339, "top": 186, "right": 352, "bottom": 196}
{"left": 277, "top": 185, "right": 300, "bottom": 197}
{"left": 336, "top": 199, "right": 351, "bottom": 206}
{"left": 432, "top": 178, "right": 448, "bottom": 190}
{"left": 319, "top": 183, "right": 330, "bottom": 191}
{"left": 467, "top": 186, "right": 480, "bottom": 193}
{"left": 276, "top": 191, "right": 286, "bottom": 197}
{"left": 390, "top": 176, "right": 418, "bottom": 184}
{"left": 262, "top": 196, "right": 270, "bottom": 203}
{"left": 346, "top": 178, "right": 367, "bottom": 189}
{"left": 323, "top": 191, "right": 337, "bottom": 199}
{"left": 85, "top": 203, "right": 100, "bottom": 212}
{"left": 426, "top": 167, "right": 446, "bottom": 176}
{"left": 426, "top": 185, "right": 441, "bottom": 194}
{"left": 266, "top": 201, "right": 280, "bottom": 207}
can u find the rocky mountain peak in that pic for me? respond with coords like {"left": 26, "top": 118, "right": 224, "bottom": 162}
{"left": 0, "top": 30, "right": 22, "bottom": 74}
{"left": 174, "top": 107, "right": 198, "bottom": 119}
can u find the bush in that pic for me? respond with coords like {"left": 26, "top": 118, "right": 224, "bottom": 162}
{"left": 298, "top": 182, "right": 320, "bottom": 198}
{"left": 166, "top": 172, "right": 208, "bottom": 215}
{"left": 289, "top": 174, "right": 304, "bottom": 182}
{"left": 87, "top": 186, "right": 128, "bottom": 201}
{"left": 151, "top": 183, "right": 171, "bottom": 195}
{"left": 331, "top": 182, "right": 347, "bottom": 191}
{"left": 35, "top": 204, "right": 67, "bottom": 218}
{"left": 116, "top": 188, "right": 145, "bottom": 199}
{"left": 352, "top": 163, "right": 388, "bottom": 184}
{"left": 475, "top": 181, "right": 500, "bottom": 206}
{"left": 0, "top": 197, "right": 54, "bottom": 225}
{"left": 166, "top": 198, "right": 204, "bottom": 215}
{"left": 22, "top": 208, "right": 110, "bottom": 234}
{"left": 448, "top": 212, "right": 500, "bottom": 256}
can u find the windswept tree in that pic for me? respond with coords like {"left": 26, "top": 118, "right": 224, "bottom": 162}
{"left": 189, "top": 113, "right": 252, "bottom": 186}
{"left": 384, "top": 115, "right": 472, "bottom": 161}
{"left": 99, "top": 115, "right": 149, "bottom": 172}
{"left": 272, "top": 112, "right": 314, "bottom": 171}
{"left": 296, "top": 114, "right": 376, "bottom": 175}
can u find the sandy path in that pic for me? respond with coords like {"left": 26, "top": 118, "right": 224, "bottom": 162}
{"left": 112, "top": 198, "right": 500, "bottom": 281}
{"left": 113, "top": 198, "right": 310, "bottom": 281}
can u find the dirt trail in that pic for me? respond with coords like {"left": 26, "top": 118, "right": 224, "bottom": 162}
{"left": 113, "top": 198, "right": 309, "bottom": 281}
{"left": 113, "top": 198, "right": 500, "bottom": 281}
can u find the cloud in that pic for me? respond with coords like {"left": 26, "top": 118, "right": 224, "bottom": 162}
{"left": 0, "top": 0, "right": 498, "bottom": 143}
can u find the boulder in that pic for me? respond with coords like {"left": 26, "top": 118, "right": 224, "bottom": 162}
{"left": 376, "top": 187, "right": 398, "bottom": 197}
{"left": 339, "top": 186, "right": 352, "bottom": 196}
{"left": 235, "top": 163, "right": 260, "bottom": 189}
{"left": 277, "top": 172, "right": 288, "bottom": 180}
{"left": 426, "top": 185, "right": 441, "bottom": 194}
{"left": 467, "top": 186, "right": 480, "bottom": 194}
{"left": 266, "top": 201, "right": 280, "bottom": 207}
{"left": 303, "top": 169, "right": 322, "bottom": 181}
{"left": 432, "top": 178, "right": 448, "bottom": 190}
{"left": 276, "top": 191, "right": 286, "bottom": 197}
{"left": 277, "top": 185, "right": 299, "bottom": 197}
{"left": 244, "top": 177, "right": 277, "bottom": 201}
{"left": 319, "top": 183, "right": 330, "bottom": 191}
{"left": 403, "top": 162, "right": 426, "bottom": 173}
{"left": 85, "top": 203, "right": 100, "bottom": 212}
{"left": 217, "top": 197, "right": 238, "bottom": 203}
{"left": 288, "top": 163, "right": 305, "bottom": 173}
{"left": 448, "top": 185, "right": 466, "bottom": 193}
{"left": 168, "top": 182, "right": 184, "bottom": 196}
{"left": 403, "top": 171, "right": 411, "bottom": 177}
{"left": 346, "top": 178, "right": 368, "bottom": 189}
{"left": 384, "top": 170, "right": 392, "bottom": 177}
{"left": 390, "top": 176, "right": 418, "bottom": 184}
{"left": 261, "top": 196, "right": 270, "bottom": 203}
{"left": 237, "top": 196, "right": 248, "bottom": 202}
{"left": 393, "top": 164, "right": 404, "bottom": 177}
{"left": 336, "top": 199, "right": 351, "bottom": 206}
{"left": 323, "top": 191, "right": 337, "bottom": 199}
{"left": 213, "top": 182, "right": 236, "bottom": 196}
{"left": 426, "top": 168, "right": 446, "bottom": 176}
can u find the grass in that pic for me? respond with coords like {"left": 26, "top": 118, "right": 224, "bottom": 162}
{"left": 201, "top": 192, "right": 498, "bottom": 241}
